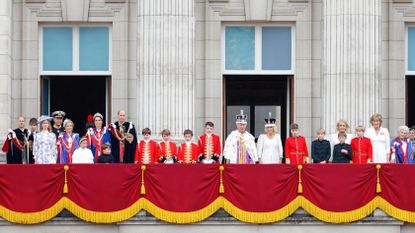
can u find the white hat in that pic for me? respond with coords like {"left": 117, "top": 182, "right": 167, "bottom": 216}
{"left": 264, "top": 112, "right": 276, "bottom": 128}
{"left": 38, "top": 115, "right": 53, "bottom": 124}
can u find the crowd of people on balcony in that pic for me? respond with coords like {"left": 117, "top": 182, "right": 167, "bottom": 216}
{"left": 2, "top": 109, "right": 413, "bottom": 165}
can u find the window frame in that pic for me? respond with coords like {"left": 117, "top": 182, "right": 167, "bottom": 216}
{"left": 222, "top": 23, "right": 295, "bottom": 75}
{"left": 39, "top": 24, "right": 112, "bottom": 76}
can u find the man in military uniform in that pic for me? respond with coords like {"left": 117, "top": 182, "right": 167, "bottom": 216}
{"left": 51, "top": 110, "right": 66, "bottom": 138}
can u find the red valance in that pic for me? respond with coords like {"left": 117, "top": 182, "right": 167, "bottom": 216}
{"left": 0, "top": 164, "right": 414, "bottom": 224}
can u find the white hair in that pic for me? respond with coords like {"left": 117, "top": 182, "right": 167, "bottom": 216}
{"left": 398, "top": 125, "right": 409, "bottom": 134}
{"left": 63, "top": 119, "right": 74, "bottom": 128}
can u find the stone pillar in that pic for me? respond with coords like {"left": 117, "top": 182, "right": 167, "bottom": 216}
{"left": 137, "top": 0, "right": 195, "bottom": 138}
{"left": 322, "top": 0, "right": 381, "bottom": 133}
{"left": 0, "top": 0, "right": 12, "bottom": 138}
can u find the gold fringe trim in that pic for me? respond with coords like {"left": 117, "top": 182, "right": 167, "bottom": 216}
{"left": 144, "top": 197, "right": 223, "bottom": 224}
{"left": 0, "top": 198, "right": 65, "bottom": 224}
{"left": 223, "top": 197, "right": 301, "bottom": 223}
{"left": 377, "top": 197, "right": 415, "bottom": 223}
{"left": 3, "top": 196, "right": 415, "bottom": 224}
{"left": 300, "top": 196, "right": 378, "bottom": 223}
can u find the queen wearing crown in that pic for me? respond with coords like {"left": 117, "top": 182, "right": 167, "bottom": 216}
{"left": 256, "top": 112, "right": 283, "bottom": 164}
{"left": 223, "top": 110, "right": 258, "bottom": 164}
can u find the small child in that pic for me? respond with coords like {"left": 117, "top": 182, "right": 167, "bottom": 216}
{"left": 198, "top": 122, "right": 221, "bottom": 164}
{"left": 311, "top": 128, "right": 331, "bottom": 163}
{"left": 134, "top": 128, "right": 158, "bottom": 164}
{"left": 158, "top": 129, "right": 177, "bottom": 164}
{"left": 350, "top": 125, "right": 373, "bottom": 164}
{"left": 98, "top": 143, "right": 114, "bottom": 164}
{"left": 72, "top": 137, "right": 94, "bottom": 164}
{"left": 332, "top": 132, "right": 352, "bottom": 163}
{"left": 177, "top": 129, "right": 198, "bottom": 164}
{"left": 285, "top": 123, "right": 309, "bottom": 164}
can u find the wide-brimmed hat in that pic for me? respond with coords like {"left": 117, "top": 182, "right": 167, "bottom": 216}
{"left": 38, "top": 115, "right": 53, "bottom": 124}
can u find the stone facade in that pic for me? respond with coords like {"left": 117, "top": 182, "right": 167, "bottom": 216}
{"left": 0, "top": 0, "right": 412, "bottom": 150}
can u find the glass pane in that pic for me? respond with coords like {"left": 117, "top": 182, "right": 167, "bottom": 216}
{"left": 225, "top": 27, "right": 255, "bottom": 70}
{"left": 79, "top": 27, "right": 109, "bottom": 71}
{"left": 409, "top": 27, "right": 415, "bottom": 71}
{"left": 254, "top": 106, "right": 281, "bottom": 138}
{"left": 226, "top": 106, "right": 250, "bottom": 137}
{"left": 262, "top": 27, "right": 292, "bottom": 70}
{"left": 43, "top": 27, "right": 73, "bottom": 71}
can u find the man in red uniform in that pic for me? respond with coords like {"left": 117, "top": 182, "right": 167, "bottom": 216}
{"left": 198, "top": 122, "right": 221, "bottom": 163}
{"left": 177, "top": 129, "right": 198, "bottom": 164}
{"left": 285, "top": 123, "right": 309, "bottom": 164}
{"left": 134, "top": 128, "right": 158, "bottom": 164}
{"left": 351, "top": 125, "right": 373, "bottom": 164}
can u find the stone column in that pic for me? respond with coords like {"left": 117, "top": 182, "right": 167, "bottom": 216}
{"left": 322, "top": 0, "right": 381, "bottom": 133}
{"left": 0, "top": 0, "right": 12, "bottom": 138}
{"left": 137, "top": 0, "right": 195, "bottom": 138}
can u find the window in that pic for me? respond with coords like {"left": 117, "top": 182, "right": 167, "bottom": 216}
{"left": 223, "top": 25, "right": 294, "bottom": 74}
{"left": 40, "top": 25, "right": 111, "bottom": 74}
{"left": 408, "top": 27, "right": 415, "bottom": 73}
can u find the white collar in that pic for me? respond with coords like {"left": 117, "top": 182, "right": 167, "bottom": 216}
{"left": 185, "top": 141, "right": 192, "bottom": 147}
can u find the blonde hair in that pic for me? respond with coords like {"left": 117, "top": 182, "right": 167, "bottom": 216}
{"left": 63, "top": 119, "right": 74, "bottom": 128}
{"left": 264, "top": 126, "right": 277, "bottom": 133}
{"left": 317, "top": 128, "right": 326, "bottom": 134}
{"left": 370, "top": 113, "right": 383, "bottom": 126}
{"left": 355, "top": 125, "right": 365, "bottom": 132}
{"left": 336, "top": 119, "right": 349, "bottom": 130}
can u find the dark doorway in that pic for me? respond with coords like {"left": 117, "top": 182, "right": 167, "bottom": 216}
{"left": 407, "top": 76, "right": 415, "bottom": 127}
{"left": 41, "top": 76, "right": 109, "bottom": 136}
{"left": 224, "top": 75, "right": 291, "bottom": 144}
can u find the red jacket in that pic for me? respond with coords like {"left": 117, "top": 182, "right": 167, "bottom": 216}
{"left": 285, "top": 136, "right": 309, "bottom": 164}
{"left": 157, "top": 141, "right": 177, "bottom": 161}
{"left": 177, "top": 142, "right": 198, "bottom": 163}
{"left": 198, "top": 134, "right": 221, "bottom": 158}
{"left": 351, "top": 137, "right": 373, "bottom": 164}
{"left": 134, "top": 140, "right": 158, "bottom": 164}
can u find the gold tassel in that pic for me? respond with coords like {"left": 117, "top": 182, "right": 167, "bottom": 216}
{"left": 63, "top": 165, "right": 69, "bottom": 194}
{"left": 219, "top": 166, "right": 225, "bottom": 194}
{"left": 297, "top": 165, "right": 303, "bottom": 194}
{"left": 141, "top": 165, "right": 146, "bottom": 195}
{"left": 376, "top": 164, "right": 381, "bottom": 193}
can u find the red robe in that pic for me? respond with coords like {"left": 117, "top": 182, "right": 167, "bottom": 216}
{"left": 177, "top": 142, "right": 198, "bottom": 163}
{"left": 157, "top": 141, "right": 177, "bottom": 162}
{"left": 134, "top": 140, "right": 158, "bottom": 164}
{"left": 285, "top": 136, "right": 309, "bottom": 164}
{"left": 351, "top": 137, "right": 373, "bottom": 164}
{"left": 198, "top": 134, "right": 221, "bottom": 158}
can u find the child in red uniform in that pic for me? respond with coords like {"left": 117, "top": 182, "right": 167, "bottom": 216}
{"left": 158, "top": 129, "right": 177, "bottom": 163}
{"left": 351, "top": 125, "right": 373, "bottom": 164}
{"left": 198, "top": 122, "right": 221, "bottom": 163}
{"left": 285, "top": 123, "right": 309, "bottom": 164}
{"left": 177, "top": 129, "right": 198, "bottom": 164}
{"left": 134, "top": 128, "right": 158, "bottom": 164}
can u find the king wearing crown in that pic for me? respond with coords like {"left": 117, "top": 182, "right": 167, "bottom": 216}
{"left": 223, "top": 110, "right": 258, "bottom": 164}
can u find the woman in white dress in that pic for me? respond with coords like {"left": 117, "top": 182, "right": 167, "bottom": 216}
{"left": 33, "top": 115, "right": 57, "bottom": 164}
{"left": 365, "top": 114, "right": 390, "bottom": 163}
{"left": 257, "top": 113, "right": 283, "bottom": 164}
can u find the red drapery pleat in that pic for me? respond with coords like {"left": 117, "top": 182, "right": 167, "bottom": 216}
{"left": 0, "top": 165, "right": 63, "bottom": 212}
{"left": 302, "top": 164, "right": 377, "bottom": 211}
{"left": 222, "top": 164, "right": 298, "bottom": 212}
